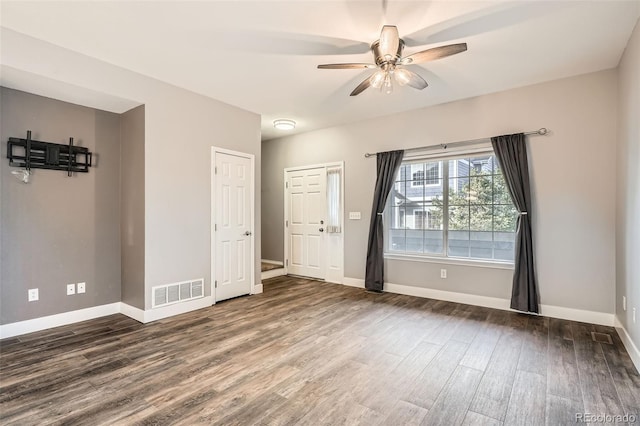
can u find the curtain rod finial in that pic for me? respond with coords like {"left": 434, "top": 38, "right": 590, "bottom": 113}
{"left": 538, "top": 128, "right": 548, "bottom": 135}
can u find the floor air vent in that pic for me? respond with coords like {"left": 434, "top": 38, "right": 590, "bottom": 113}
{"left": 152, "top": 278, "right": 204, "bottom": 308}
{"left": 591, "top": 331, "right": 613, "bottom": 345}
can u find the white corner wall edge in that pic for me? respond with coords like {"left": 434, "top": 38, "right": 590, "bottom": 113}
{"left": 0, "top": 302, "right": 121, "bottom": 339}
{"left": 252, "top": 283, "right": 264, "bottom": 294}
{"left": 343, "top": 277, "right": 615, "bottom": 326}
{"left": 615, "top": 316, "right": 640, "bottom": 372}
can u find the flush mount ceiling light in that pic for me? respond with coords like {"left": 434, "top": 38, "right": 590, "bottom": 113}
{"left": 273, "top": 119, "right": 296, "bottom": 130}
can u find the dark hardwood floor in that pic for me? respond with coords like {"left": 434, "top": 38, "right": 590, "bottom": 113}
{"left": 1, "top": 276, "right": 638, "bottom": 425}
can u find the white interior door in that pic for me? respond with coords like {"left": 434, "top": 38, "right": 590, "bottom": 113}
{"left": 286, "top": 167, "right": 327, "bottom": 279}
{"left": 214, "top": 151, "right": 253, "bottom": 302}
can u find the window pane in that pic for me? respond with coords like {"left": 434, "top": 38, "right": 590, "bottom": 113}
{"left": 406, "top": 229, "right": 424, "bottom": 253}
{"left": 493, "top": 174, "right": 512, "bottom": 205}
{"left": 469, "top": 205, "right": 492, "bottom": 231}
{"left": 469, "top": 155, "right": 492, "bottom": 175}
{"left": 494, "top": 230, "right": 516, "bottom": 260}
{"left": 389, "top": 227, "right": 406, "bottom": 252}
{"left": 424, "top": 230, "right": 443, "bottom": 254}
{"left": 494, "top": 205, "right": 517, "bottom": 232}
{"left": 470, "top": 230, "right": 493, "bottom": 259}
{"left": 448, "top": 230, "right": 470, "bottom": 257}
{"left": 468, "top": 176, "right": 493, "bottom": 205}
{"left": 425, "top": 161, "right": 440, "bottom": 185}
{"left": 448, "top": 205, "right": 469, "bottom": 231}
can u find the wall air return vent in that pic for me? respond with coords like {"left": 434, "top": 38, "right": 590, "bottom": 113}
{"left": 152, "top": 278, "right": 205, "bottom": 309}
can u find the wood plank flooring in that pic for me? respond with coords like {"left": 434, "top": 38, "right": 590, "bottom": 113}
{"left": 1, "top": 276, "right": 638, "bottom": 425}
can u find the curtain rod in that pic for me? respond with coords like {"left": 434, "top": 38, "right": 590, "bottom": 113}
{"left": 363, "top": 128, "right": 549, "bottom": 158}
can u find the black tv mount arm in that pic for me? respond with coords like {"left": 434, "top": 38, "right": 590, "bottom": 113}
{"left": 7, "top": 130, "right": 92, "bottom": 176}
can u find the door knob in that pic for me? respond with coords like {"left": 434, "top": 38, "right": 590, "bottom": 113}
{"left": 244, "top": 231, "right": 252, "bottom": 236}
{"left": 319, "top": 228, "right": 324, "bottom": 232}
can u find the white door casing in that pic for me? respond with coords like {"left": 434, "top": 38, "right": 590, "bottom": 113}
{"left": 212, "top": 149, "right": 254, "bottom": 302}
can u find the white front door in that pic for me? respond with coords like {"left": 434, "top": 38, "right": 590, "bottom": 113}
{"left": 286, "top": 167, "right": 327, "bottom": 279}
{"left": 214, "top": 151, "right": 253, "bottom": 302}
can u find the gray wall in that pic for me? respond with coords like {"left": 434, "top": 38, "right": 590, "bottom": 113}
{"left": 616, "top": 18, "right": 640, "bottom": 348}
{"left": 120, "top": 105, "right": 145, "bottom": 309}
{"left": 0, "top": 88, "right": 121, "bottom": 323}
{"left": 3, "top": 32, "right": 262, "bottom": 315}
{"left": 262, "top": 69, "right": 618, "bottom": 315}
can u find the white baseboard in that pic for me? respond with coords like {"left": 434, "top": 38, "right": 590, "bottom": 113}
{"left": 343, "top": 277, "right": 365, "bottom": 288}
{"left": 261, "top": 259, "right": 284, "bottom": 266}
{"left": 143, "top": 296, "right": 214, "bottom": 323}
{"left": 1, "top": 296, "right": 216, "bottom": 338}
{"left": 0, "top": 303, "right": 121, "bottom": 339}
{"left": 262, "top": 268, "right": 286, "bottom": 280}
{"left": 119, "top": 302, "right": 145, "bottom": 323}
{"left": 253, "top": 283, "right": 264, "bottom": 294}
{"left": 615, "top": 317, "right": 640, "bottom": 372}
{"left": 342, "top": 277, "right": 615, "bottom": 327}
{"left": 540, "top": 304, "right": 614, "bottom": 327}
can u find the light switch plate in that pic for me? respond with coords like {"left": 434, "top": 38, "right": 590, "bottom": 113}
{"left": 77, "top": 282, "right": 86, "bottom": 294}
{"left": 67, "top": 283, "right": 75, "bottom": 295}
{"left": 349, "top": 212, "right": 361, "bottom": 220}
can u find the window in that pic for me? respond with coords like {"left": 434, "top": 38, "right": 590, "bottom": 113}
{"left": 386, "top": 151, "right": 517, "bottom": 263}
{"left": 411, "top": 162, "right": 440, "bottom": 186}
{"left": 411, "top": 164, "right": 424, "bottom": 186}
{"left": 425, "top": 162, "right": 440, "bottom": 185}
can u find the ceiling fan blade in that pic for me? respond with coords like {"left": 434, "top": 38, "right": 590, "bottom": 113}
{"left": 379, "top": 25, "right": 400, "bottom": 58}
{"left": 395, "top": 69, "right": 428, "bottom": 90}
{"left": 350, "top": 76, "right": 373, "bottom": 96}
{"left": 400, "top": 43, "right": 468, "bottom": 65}
{"left": 318, "top": 63, "right": 377, "bottom": 70}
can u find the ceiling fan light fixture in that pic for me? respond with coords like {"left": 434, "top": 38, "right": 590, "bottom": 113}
{"left": 370, "top": 71, "right": 386, "bottom": 89}
{"left": 273, "top": 119, "right": 296, "bottom": 130}
{"left": 383, "top": 73, "right": 393, "bottom": 94}
{"left": 394, "top": 68, "right": 411, "bottom": 86}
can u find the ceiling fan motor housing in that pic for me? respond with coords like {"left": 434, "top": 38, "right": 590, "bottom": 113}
{"left": 371, "top": 39, "right": 405, "bottom": 66}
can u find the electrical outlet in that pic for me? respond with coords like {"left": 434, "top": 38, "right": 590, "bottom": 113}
{"left": 440, "top": 269, "right": 447, "bottom": 279}
{"left": 77, "top": 282, "right": 86, "bottom": 294}
{"left": 349, "top": 212, "right": 361, "bottom": 220}
{"left": 623, "top": 296, "right": 627, "bottom": 311}
{"left": 66, "top": 283, "right": 75, "bottom": 295}
{"left": 28, "top": 288, "right": 39, "bottom": 302}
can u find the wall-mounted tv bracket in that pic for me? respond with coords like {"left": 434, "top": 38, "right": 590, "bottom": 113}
{"left": 7, "top": 130, "right": 92, "bottom": 176}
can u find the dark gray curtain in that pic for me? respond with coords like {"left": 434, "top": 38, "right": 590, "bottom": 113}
{"left": 491, "top": 133, "right": 539, "bottom": 313}
{"left": 365, "top": 150, "right": 404, "bottom": 292}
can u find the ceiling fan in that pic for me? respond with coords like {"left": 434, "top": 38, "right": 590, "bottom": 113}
{"left": 317, "top": 25, "right": 467, "bottom": 96}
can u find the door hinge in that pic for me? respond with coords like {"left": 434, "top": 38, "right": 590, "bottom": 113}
{"left": 215, "top": 280, "right": 218, "bottom": 288}
{"left": 286, "top": 181, "right": 288, "bottom": 189}
{"left": 214, "top": 224, "right": 217, "bottom": 231}
{"left": 286, "top": 220, "right": 288, "bottom": 227}
{"left": 215, "top": 166, "right": 218, "bottom": 174}
{"left": 286, "top": 259, "right": 288, "bottom": 267}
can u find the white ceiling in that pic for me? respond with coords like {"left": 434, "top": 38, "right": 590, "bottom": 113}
{"left": 1, "top": 1, "right": 639, "bottom": 140}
